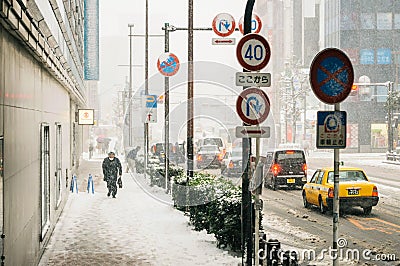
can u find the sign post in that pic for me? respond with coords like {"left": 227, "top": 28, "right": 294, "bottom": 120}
{"left": 158, "top": 47, "right": 180, "bottom": 192}
{"left": 310, "top": 48, "right": 354, "bottom": 266}
{"left": 237, "top": 9, "right": 270, "bottom": 263}
{"left": 236, "top": 87, "right": 270, "bottom": 266}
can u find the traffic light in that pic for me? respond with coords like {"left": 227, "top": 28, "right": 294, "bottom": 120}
{"left": 350, "top": 84, "right": 359, "bottom": 96}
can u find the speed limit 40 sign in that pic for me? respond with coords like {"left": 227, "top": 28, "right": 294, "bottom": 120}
{"left": 236, "top": 33, "right": 271, "bottom": 71}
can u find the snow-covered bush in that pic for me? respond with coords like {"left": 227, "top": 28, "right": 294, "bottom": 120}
{"left": 170, "top": 171, "right": 247, "bottom": 252}
{"left": 141, "top": 159, "right": 259, "bottom": 253}
{"left": 135, "top": 155, "right": 145, "bottom": 174}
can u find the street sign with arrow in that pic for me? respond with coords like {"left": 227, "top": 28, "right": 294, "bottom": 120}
{"left": 235, "top": 126, "right": 270, "bottom": 138}
{"left": 212, "top": 38, "right": 236, "bottom": 45}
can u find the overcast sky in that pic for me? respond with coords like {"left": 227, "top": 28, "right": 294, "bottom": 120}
{"left": 98, "top": 0, "right": 265, "bottom": 118}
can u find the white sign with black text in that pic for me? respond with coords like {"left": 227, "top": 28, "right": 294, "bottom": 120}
{"left": 235, "top": 72, "right": 271, "bottom": 87}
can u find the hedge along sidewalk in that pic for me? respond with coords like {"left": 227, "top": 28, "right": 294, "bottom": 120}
{"left": 134, "top": 154, "right": 262, "bottom": 253}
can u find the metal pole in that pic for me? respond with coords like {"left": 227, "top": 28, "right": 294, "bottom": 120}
{"left": 292, "top": 78, "right": 296, "bottom": 143}
{"left": 144, "top": 0, "right": 149, "bottom": 178}
{"left": 303, "top": 88, "right": 307, "bottom": 142}
{"left": 388, "top": 82, "right": 393, "bottom": 153}
{"left": 128, "top": 24, "right": 134, "bottom": 147}
{"left": 243, "top": 1, "right": 255, "bottom": 265}
{"left": 187, "top": 0, "right": 194, "bottom": 182}
{"left": 164, "top": 23, "right": 170, "bottom": 192}
{"left": 333, "top": 103, "right": 340, "bottom": 266}
{"left": 254, "top": 137, "right": 260, "bottom": 266}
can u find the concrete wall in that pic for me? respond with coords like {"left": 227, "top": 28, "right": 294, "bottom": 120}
{"left": 0, "top": 23, "right": 72, "bottom": 265}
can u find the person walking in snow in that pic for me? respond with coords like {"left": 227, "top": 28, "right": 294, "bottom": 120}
{"left": 102, "top": 151, "right": 122, "bottom": 198}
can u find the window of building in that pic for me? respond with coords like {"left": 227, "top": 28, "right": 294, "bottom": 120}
{"left": 360, "top": 49, "right": 375, "bottom": 64}
{"left": 376, "top": 85, "right": 388, "bottom": 102}
{"left": 55, "top": 124, "right": 62, "bottom": 208}
{"left": 377, "top": 13, "right": 392, "bottom": 30}
{"left": 377, "top": 48, "right": 392, "bottom": 64}
{"left": 371, "top": 124, "right": 388, "bottom": 148}
{"left": 360, "top": 13, "right": 376, "bottom": 29}
{"left": 40, "top": 124, "right": 50, "bottom": 240}
{"left": 394, "top": 14, "right": 400, "bottom": 29}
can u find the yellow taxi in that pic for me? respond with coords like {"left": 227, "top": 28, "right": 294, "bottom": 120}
{"left": 302, "top": 167, "right": 379, "bottom": 215}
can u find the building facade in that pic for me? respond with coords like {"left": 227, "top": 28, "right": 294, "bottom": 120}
{"left": 324, "top": 0, "right": 400, "bottom": 152}
{"left": 0, "top": 0, "right": 91, "bottom": 264}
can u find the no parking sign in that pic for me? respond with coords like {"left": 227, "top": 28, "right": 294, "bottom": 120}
{"left": 309, "top": 48, "right": 354, "bottom": 104}
{"left": 157, "top": 53, "right": 180, "bottom": 77}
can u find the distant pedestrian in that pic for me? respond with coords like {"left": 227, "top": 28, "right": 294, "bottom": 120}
{"left": 126, "top": 146, "right": 140, "bottom": 173}
{"left": 89, "top": 142, "right": 94, "bottom": 159}
{"left": 102, "top": 152, "right": 122, "bottom": 198}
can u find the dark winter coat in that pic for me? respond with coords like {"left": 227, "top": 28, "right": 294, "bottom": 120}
{"left": 127, "top": 149, "right": 138, "bottom": 160}
{"left": 102, "top": 157, "right": 122, "bottom": 181}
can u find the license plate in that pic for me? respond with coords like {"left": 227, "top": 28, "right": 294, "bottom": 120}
{"left": 348, "top": 189, "right": 359, "bottom": 195}
{"left": 287, "top": 178, "right": 295, "bottom": 184}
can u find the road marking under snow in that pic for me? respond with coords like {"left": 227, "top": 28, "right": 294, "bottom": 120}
{"left": 347, "top": 217, "right": 400, "bottom": 235}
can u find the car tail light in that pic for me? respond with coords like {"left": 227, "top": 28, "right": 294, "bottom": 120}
{"left": 271, "top": 163, "right": 281, "bottom": 176}
{"left": 228, "top": 160, "right": 234, "bottom": 169}
{"left": 286, "top": 150, "right": 295, "bottom": 154}
{"left": 197, "top": 154, "right": 202, "bottom": 161}
{"left": 302, "top": 163, "right": 308, "bottom": 172}
{"left": 328, "top": 187, "right": 334, "bottom": 198}
{"left": 372, "top": 186, "right": 378, "bottom": 197}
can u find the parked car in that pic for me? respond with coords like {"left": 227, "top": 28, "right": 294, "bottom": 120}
{"left": 196, "top": 145, "right": 223, "bottom": 169}
{"left": 302, "top": 167, "right": 379, "bottom": 215}
{"left": 221, "top": 148, "right": 242, "bottom": 177}
{"left": 263, "top": 148, "right": 307, "bottom": 190}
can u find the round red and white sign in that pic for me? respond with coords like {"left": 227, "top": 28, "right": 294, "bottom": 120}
{"left": 157, "top": 53, "right": 180, "bottom": 77}
{"left": 212, "top": 13, "right": 236, "bottom": 37}
{"left": 236, "top": 87, "right": 270, "bottom": 125}
{"left": 238, "top": 14, "right": 262, "bottom": 34}
{"left": 236, "top": 33, "right": 271, "bottom": 71}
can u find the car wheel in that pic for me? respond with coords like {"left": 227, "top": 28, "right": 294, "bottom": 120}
{"left": 271, "top": 177, "right": 277, "bottom": 191}
{"left": 319, "top": 197, "right": 326, "bottom": 214}
{"left": 363, "top": 206, "right": 372, "bottom": 215}
{"left": 302, "top": 192, "right": 309, "bottom": 208}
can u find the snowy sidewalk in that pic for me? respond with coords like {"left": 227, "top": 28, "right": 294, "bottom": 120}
{"left": 39, "top": 157, "right": 241, "bottom": 266}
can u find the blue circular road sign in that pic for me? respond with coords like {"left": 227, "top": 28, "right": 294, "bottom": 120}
{"left": 310, "top": 48, "right": 354, "bottom": 104}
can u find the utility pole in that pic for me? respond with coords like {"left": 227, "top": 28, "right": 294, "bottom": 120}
{"left": 128, "top": 24, "right": 134, "bottom": 147}
{"left": 243, "top": 1, "right": 255, "bottom": 265}
{"left": 187, "top": 0, "right": 194, "bottom": 182}
{"left": 164, "top": 22, "right": 171, "bottom": 192}
{"left": 144, "top": 0, "right": 149, "bottom": 178}
{"left": 160, "top": 24, "right": 212, "bottom": 186}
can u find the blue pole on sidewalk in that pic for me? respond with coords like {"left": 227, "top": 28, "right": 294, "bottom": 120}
{"left": 70, "top": 175, "right": 78, "bottom": 193}
{"left": 87, "top": 174, "right": 95, "bottom": 194}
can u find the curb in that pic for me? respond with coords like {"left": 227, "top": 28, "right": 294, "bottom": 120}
{"left": 382, "top": 160, "right": 400, "bottom": 165}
